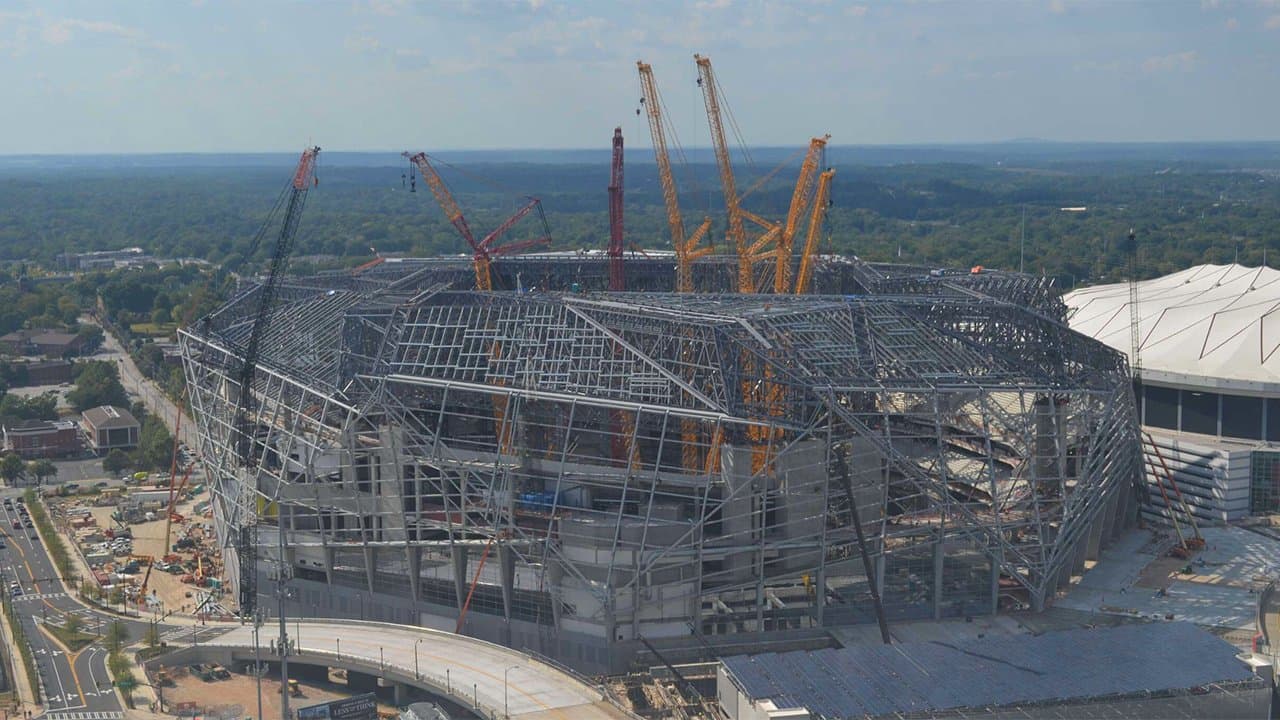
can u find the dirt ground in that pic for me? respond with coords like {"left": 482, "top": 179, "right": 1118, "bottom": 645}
{"left": 1133, "top": 554, "right": 1185, "bottom": 589}
{"left": 163, "top": 670, "right": 397, "bottom": 720}
{"left": 61, "top": 488, "right": 227, "bottom": 614}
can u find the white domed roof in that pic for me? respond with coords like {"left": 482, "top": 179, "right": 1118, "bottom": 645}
{"left": 1064, "top": 264, "right": 1280, "bottom": 389}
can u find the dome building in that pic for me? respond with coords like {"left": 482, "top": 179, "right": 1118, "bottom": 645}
{"left": 1065, "top": 263, "right": 1280, "bottom": 522}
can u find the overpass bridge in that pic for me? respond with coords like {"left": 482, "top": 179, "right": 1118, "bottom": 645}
{"left": 149, "top": 620, "right": 632, "bottom": 720}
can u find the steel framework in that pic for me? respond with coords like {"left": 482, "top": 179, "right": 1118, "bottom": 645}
{"left": 181, "top": 257, "right": 1140, "bottom": 673}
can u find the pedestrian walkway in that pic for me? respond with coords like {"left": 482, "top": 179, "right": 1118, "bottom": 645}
{"left": 14, "top": 592, "right": 67, "bottom": 602}
{"left": 42, "top": 711, "right": 125, "bottom": 720}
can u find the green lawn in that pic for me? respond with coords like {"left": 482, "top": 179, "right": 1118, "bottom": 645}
{"left": 129, "top": 322, "right": 177, "bottom": 337}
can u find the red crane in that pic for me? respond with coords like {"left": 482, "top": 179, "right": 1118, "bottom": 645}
{"left": 403, "top": 152, "right": 552, "bottom": 290}
{"left": 608, "top": 127, "right": 625, "bottom": 291}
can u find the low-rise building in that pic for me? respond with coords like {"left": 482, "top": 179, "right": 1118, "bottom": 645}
{"left": 82, "top": 405, "right": 140, "bottom": 453}
{"left": 2, "top": 419, "right": 80, "bottom": 458}
{"left": 18, "top": 359, "right": 75, "bottom": 386}
{"left": 29, "top": 331, "right": 86, "bottom": 358}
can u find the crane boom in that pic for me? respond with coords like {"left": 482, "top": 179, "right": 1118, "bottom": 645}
{"left": 795, "top": 169, "right": 834, "bottom": 294}
{"left": 608, "top": 127, "right": 625, "bottom": 291}
{"left": 404, "top": 151, "right": 550, "bottom": 290}
{"left": 233, "top": 145, "right": 320, "bottom": 618}
{"left": 695, "top": 53, "right": 752, "bottom": 293}
{"left": 638, "top": 60, "right": 709, "bottom": 293}
{"left": 776, "top": 135, "right": 829, "bottom": 293}
{"left": 404, "top": 152, "right": 479, "bottom": 251}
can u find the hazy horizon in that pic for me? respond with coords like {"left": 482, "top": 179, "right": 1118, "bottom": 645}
{"left": 3, "top": 1, "right": 1280, "bottom": 154}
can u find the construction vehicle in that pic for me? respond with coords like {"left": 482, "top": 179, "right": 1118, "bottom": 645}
{"left": 288, "top": 679, "right": 302, "bottom": 697}
{"left": 403, "top": 152, "right": 552, "bottom": 290}
{"left": 228, "top": 146, "right": 321, "bottom": 618}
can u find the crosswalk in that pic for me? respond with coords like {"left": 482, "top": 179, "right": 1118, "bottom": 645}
{"left": 13, "top": 591, "right": 67, "bottom": 602}
{"left": 43, "top": 712, "right": 125, "bottom": 720}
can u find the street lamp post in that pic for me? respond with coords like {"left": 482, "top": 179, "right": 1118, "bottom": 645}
{"left": 335, "top": 638, "right": 340, "bottom": 661}
{"left": 504, "top": 665, "right": 519, "bottom": 719}
{"left": 414, "top": 638, "right": 422, "bottom": 680}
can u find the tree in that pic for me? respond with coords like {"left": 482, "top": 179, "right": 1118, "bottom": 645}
{"left": 27, "top": 459, "right": 56, "bottom": 485}
{"left": 64, "top": 613, "right": 83, "bottom": 636}
{"left": 102, "top": 449, "right": 131, "bottom": 475}
{"left": 67, "top": 360, "right": 129, "bottom": 412}
{"left": 145, "top": 622, "right": 160, "bottom": 649}
{"left": 75, "top": 325, "right": 104, "bottom": 354}
{"left": 105, "top": 619, "right": 128, "bottom": 652}
{"left": 0, "top": 453, "right": 24, "bottom": 485}
{"left": 135, "top": 416, "right": 173, "bottom": 471}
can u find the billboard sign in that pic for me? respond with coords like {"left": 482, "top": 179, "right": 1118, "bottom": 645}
{"left": 296, "top": 693, "right": 377, "bottom": 720}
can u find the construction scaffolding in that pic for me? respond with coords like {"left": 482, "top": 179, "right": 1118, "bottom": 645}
{"left": 181, "top": 256, "right": 1141, "bottom": 673}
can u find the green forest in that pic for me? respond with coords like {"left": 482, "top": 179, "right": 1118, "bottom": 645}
{"left": 1, "top": 145, "right": 1278, "bottom": 290}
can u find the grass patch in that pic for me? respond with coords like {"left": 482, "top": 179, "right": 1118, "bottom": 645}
{"left": 24, "top": 490, "right": 76, "bottom": 587}
{"left": 46, "top": 621, "right": 97, "bottom": 652}
{"left": 129, "top": 323, "right": 176, "bottom": 337}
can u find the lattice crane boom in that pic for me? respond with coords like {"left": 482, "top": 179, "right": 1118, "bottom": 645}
{"left": 608, "top": 127, "right": 625, "bottom": 291}
{"left": 694, "top": 53, "right": 752, "bottom": 293}
{"left": 233, "top": 145, "right": 320, "bottom": 617}
{"left": 795, "top": 169, "right": 834, "bottom": 294}
{"left": 404, "top": 151, "right": 550, "bottom": 290}
{"left": 638, "top": 60, "right": 709, "bottom": 293}
{"left": 776, "top": 135, "right": 830, "bottom": 293}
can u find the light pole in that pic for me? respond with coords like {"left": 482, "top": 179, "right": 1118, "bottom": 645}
{"left": 504, "top": 665, "right": 519, "bottom": 719}
{"left": 414, "top": 638, "right": 422, "bottom": 680}
{"left": 253, "top": 609, "right": 264, "bottom": 720}
{"left": 335, "top": 638, "right": 340, "bottom": 661}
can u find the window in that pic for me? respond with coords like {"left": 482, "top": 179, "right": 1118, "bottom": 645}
{"left": 1221, "top": 394, "right": 1263, "bottom": 440}
{"left": 1144, "top": 386, "right": 1178, "bottom": 429}
{"left": 1180, "top": 390, "right": 1218, "bottom": 436}
{"left": 1250, "top": 451, "right": 1280, "bottom": 514}
{"left": 1268, "top": 399, "right": 1280, "bottom": 442}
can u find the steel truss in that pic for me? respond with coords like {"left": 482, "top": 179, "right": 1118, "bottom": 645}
{"left": 181, "top": 256, "right": 1139, "bottom": 669}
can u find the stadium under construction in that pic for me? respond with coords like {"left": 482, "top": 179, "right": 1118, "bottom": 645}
{"left": 180, "top": 253, "right": 1144, "bottom": 673}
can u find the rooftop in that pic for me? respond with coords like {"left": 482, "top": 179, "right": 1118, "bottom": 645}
{"left": 1064, "top": 263, "right": 1280, "bottom": 389}
{"left": 721, "top": 622, "right": 1257, "bottom": 718}
{"left": 82, "top": 405, "right": 139, "bottom": 429}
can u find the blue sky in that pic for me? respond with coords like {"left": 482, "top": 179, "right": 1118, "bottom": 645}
{"left": 0, "top": 0, "right": 1277, "bottom": 153}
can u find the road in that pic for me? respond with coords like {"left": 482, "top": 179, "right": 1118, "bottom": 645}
{"left": 93, "top": 318, "right": 197, "bottom": 449}
{"left": 206, "top": 620, "right": 627, "bottom": 719}
{"left": 0, "top": 488, "right": 204, "bottom": 720}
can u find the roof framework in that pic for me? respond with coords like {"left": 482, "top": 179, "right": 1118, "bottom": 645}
{"left": 181, "top": 256, "right": 1139, "bottom": 669}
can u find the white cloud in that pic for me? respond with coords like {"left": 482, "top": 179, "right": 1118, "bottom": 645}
{"left": 345, "top": 33, "right": 382, "bottom": 53}
{"left": 695, "top": 0, "right": 733, "bottom": 10}
{"left": 41, "top": 18, "right": 142, "bottom": 46}
{"left": 1142, "top": 50, "right": 1198, "bottom": 73}
{"left": 1048, "top": 0, "right": 1066, "bottom": 15}
{"left": 1225, "top": 16, "right": 1239, "bottom": 30}
{"left": 846, "top": 5, "right": 868, "bottom": 17}
{"left": 365, "top": 0, "right": 407, "bottom": 16}
{"left": 1200, "top": 0, "right": 1221, "bottom": 9}
{"left": 528, "top": 0, "right": 545, "bottom": 9}
{"left": 1266, "top": 14, "right": 1280, "bottom": 29}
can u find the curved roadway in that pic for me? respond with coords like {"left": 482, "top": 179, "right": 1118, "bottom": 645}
{"left": 201, "top": 620, "right": 630, "bottom": 720}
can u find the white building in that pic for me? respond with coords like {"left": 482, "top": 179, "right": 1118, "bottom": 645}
{"left": 1065, "top": 263, "right": 1280, "bottom": 523}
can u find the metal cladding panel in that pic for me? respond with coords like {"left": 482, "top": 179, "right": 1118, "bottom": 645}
{"left": 720, "top": 622, "right": 1256, "bottom": 718}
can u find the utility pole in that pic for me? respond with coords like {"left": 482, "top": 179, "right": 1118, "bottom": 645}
{"left": 254, "top": 609, "right": 264, "bottom": 720}
{"left": 276, "top": 522, "right": 292, "bottom": 720}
